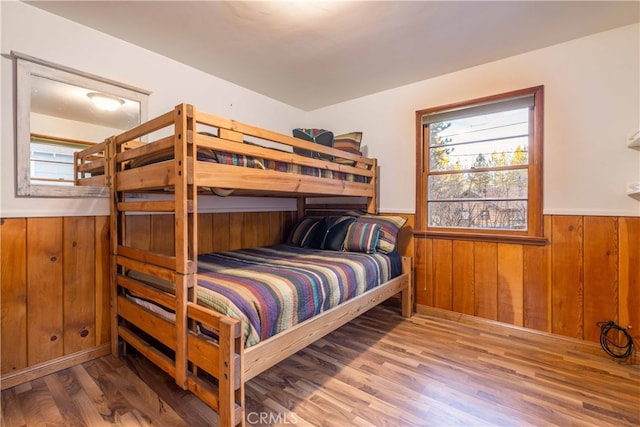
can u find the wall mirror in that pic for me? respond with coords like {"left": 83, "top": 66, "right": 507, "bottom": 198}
{"left": 14, "top": 52, "right": 149, "bottom": 197}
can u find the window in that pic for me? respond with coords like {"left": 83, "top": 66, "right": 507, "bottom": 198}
{"left": 416, "top": 86, "right": 544, "bottom": 244}
{"left": 30, "top": 135, "right": 94, "bottom": 186}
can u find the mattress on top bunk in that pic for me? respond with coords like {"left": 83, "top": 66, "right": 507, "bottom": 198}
{"left": 126, "top": 244, "right": 401, "bottom": 348}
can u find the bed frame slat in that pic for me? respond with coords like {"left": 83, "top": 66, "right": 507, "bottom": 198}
{"left": 187, "top": 302, "right": 227, "bottom": 333}
{"left": 196, "top": 162, "right": 374, "bottom": 197}
{"left": 115, "top": 161, "right": 176, "bottom": 191}
{"left": 116, "top": 254, "right": 176, "bottom": 283}
{"left": 117, "top": 245, "right": 177, "bottom": 271}
{"left": 76, "top": 158, "right": 105, "bottom": 173}
{"left": 117, "top": 296, "right": 176, "bottom": 350}
{"left": 118, "top": 325, "right": 176, "bottom": 378}
{"left": 117, "top": 200, "right": 178, "bottom": 213}
{"left": 186, "top": 374, "right": 244, "bottom": 421}
{"left": 116, "top": 275, "right": 175, "bottom": 310}
{"left": 114, "top": 110, "right": 175, "bottom": 147}
{"left": 75, "top": 175, "right": 105, "bottom": 187}
{"left": 115, "top": 135, "right": 175, "bottom": 163}
{"left": 186, "top": 375, "right": 220, "bottom": 411}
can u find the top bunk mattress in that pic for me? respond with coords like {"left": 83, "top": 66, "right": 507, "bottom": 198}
{"left": 128, "top": 244, "right": 401, "bottom": 348}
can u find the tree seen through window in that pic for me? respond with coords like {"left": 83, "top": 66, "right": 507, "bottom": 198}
{"left": 416, "top": 86, "right": 543, "bottom": 241}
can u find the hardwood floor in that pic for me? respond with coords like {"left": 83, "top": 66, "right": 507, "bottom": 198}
{"left": 2, "top": 303, "right": 639, "bottom": 426}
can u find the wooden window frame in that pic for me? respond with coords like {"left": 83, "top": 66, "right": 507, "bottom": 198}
{"left": 415, "top": 86, "right": 545, "bottom": 245}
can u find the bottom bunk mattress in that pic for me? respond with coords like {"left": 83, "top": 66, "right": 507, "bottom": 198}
{"left": 127, "top": 244, "right": 402, "bottom": 348}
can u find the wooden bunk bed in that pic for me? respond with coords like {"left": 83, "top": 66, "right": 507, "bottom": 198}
{"left": 75, "top": 103, "right": 413, "bottom": 426}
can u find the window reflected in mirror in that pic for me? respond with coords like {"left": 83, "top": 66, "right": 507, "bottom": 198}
{"left": 14, "top": 52, "right": 149, "bottom": 197}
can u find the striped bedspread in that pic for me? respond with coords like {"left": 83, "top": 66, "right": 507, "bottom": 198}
{"left": 194, "top": 244, "right": 400, "bottom": 347}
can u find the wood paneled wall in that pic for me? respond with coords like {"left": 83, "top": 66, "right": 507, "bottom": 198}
{"left": 1, "top": 217, "right": 110, "bottom": 375}
{"left": 125, "top": 211, "right": 298, "bottom": 256}
{"left": 3, "top": 211, "right": 636, "bottom": 382}
{"left": 414, "top": 215, "right": 640, "bottom": 344}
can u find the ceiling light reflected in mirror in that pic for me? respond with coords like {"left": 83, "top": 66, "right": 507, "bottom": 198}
{"left": 87, "top": 92, "right": 125, "bottom": 111}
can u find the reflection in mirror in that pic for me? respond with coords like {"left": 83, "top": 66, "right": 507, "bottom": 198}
{"left": 30, "top": 76, "right": 141, "bottom": 187}
{"left": 14, "top": 52, "right": 149, "bottom": 197}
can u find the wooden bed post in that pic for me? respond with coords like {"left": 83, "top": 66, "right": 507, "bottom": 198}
{"left": 296, "top": 197, "right": 306, "bottom": 220}
{"left": 107, "top": 136, "right": 121, "bottom": 358}
{"left": 218, "top": 317, "right": 244, "bottom": 426}
{"left": 367, "top": 159, "right": 379, "bottom": 214}
{"left": 173, "top": 103, "right": 196, "bottom": 390}
{"left": 400, "top": 256, "right": 414, "bottom": 317}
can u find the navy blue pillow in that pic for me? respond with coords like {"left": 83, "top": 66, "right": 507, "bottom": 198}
{"left": 321, "top": 216, "right": 356, "bottom": 251}
{"left": 288, "top": 217, "right": 326, "bottom": 248}
{"left": 307, "top": 219, "right": 328, "bottom": 249}
{"left": 292, "top": 128, "right": 334, "bottom": 161}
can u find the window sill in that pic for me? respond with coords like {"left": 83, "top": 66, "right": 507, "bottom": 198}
{"left": 413, "top": 230, "right": 547, "bottom": 246}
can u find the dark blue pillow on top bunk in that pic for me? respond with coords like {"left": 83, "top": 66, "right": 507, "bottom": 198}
{"left": 292, "top": 128, "right": 334, "bottom": 161}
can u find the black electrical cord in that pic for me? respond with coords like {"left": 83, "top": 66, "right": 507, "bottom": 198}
{"left": 596, "top": 320, "right": 634, "bottom": 359}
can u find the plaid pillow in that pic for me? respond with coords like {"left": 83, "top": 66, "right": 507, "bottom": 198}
{"left": 333, "top": 132, "right": 363, "bottom": 166}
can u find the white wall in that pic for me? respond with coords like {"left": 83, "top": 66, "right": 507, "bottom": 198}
{"left": 2, "top": 2, "right": 639, "bottom": 218}
{"left": 1, "top": 1, "right": 303, "bottom": 217}
{"left": 310, "top": 24, "right": 640, "bottom": 216}
{"left": 31, "top": 112, "right": 124, "bottom": 142}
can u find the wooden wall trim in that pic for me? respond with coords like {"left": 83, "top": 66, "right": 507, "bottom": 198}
{"left": 0, "top": 344, "right": 110, "bottom": 390}
{"left": 415, "top": 305, "right": 605, "bottom": 355}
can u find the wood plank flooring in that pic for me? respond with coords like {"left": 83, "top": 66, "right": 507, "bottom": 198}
{"left": 2, "top": 303, "right": 639, "bottom": 426}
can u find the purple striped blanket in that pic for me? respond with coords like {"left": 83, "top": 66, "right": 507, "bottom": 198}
{"left": 127, "top": 244, "right": 399, "bottom": 347}
{"left": 195, "top": 244, "right": 398, "bottom": 347}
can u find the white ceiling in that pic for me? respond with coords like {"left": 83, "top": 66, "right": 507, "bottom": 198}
{"left": 26, "top": 1, "right": 640, "bottom": 111}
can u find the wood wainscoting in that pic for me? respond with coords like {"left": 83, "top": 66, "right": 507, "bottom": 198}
{"left": 0, "top": 211, "right": 297, "bottom": 389}
{"left": 1, "top": 217, "right": 111, "bottom": 388}
{"left": 414, "top": 215, "right": 640, "bottom": 348}
{"left": 4, "top": 211, "right": 636, "bottom": 389}
{"left": 124, "top": 211, "right": 297, "bottom": 256}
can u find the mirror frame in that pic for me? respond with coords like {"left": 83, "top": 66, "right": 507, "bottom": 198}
{"left": 14, "top": 51, "right": 150, "bottom": 197}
